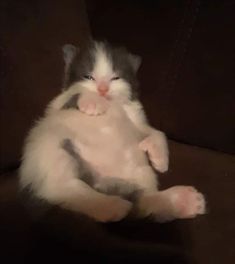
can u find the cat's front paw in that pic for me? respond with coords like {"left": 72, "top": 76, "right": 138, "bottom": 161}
{"left": 139, "top": 135, "right": 169, "bottom": 173}
{"left": 78, "top": 93, "right": 109, "bottom": 116}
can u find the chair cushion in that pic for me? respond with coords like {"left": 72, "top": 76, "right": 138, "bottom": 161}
{"left": 0, "top": 140, "right": 234, "bottom": 263}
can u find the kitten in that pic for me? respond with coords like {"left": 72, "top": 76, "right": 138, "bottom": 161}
{"left": 19, "top": 41, "right": 206, "bottom": 223}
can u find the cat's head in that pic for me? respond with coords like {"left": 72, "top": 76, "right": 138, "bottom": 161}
{"left": 63, "top": 41, "right": 141, "bottom": 101}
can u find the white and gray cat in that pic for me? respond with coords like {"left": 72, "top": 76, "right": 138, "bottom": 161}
{"left": 19, "top": 41, "right": 206, "bottom": 223}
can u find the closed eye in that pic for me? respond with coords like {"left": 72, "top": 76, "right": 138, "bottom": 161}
{"left": 111, "top": 76, "right": 120, "bottom": 81}
{"left": 84, "top": 75, "right": 95, "bottom": 81}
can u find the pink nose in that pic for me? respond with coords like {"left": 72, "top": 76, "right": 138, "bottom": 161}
{"left": 98, "top": 84, "right": 109, "bottom": 96}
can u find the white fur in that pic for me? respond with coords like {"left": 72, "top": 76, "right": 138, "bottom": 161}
{"left": 20, "top": 44, "right": 205, "bottom": 222}
{"left": 92, "top": 43, "right": 113, "bottom": 80}
{"left": 101, "top": 126, "right": 112, "bottom": 134}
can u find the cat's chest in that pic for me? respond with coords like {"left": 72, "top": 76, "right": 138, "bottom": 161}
{"left": 58, "top": 103, "right": 147, "bottom": 177}
{"left": 67, "top": 103, "right": 142, "bottom": 145}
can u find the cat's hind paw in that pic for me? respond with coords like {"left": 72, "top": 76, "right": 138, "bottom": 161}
{"left": 165, "top": 186, "right": 206, "bottom": 219}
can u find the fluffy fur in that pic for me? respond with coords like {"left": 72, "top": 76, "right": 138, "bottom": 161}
{"left": 19, "top": 41, "right": 206, "bottom": 223}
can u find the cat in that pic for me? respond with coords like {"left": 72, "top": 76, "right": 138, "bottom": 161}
{"left": 19, "top": 41, "right": 206, "bottom": 223}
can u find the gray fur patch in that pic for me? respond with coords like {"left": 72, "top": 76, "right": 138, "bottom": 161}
{"left": 94, "top": 177, "right": 142, "bottom": 202}
{"left": 62, "top": 94, "right": 80, "bottom": 110}
{"left": 122, "top": 189, "right": 142, "bottom": 202}
{"left": 102, "top": 42, "right": 140, "bottom": 100}
{"left": 61, "top": 139, "right": 95, "bottom": 186}
{"left": 66, "top": 42, "right": 96, "bottom": 87}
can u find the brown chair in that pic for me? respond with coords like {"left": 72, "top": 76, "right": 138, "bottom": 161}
{"left": 1, "top": 0, "right": 234, "bottom": 263}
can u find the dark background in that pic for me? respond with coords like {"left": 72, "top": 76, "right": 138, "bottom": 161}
{"left": 86, "top": 0, "right": 235, "bottom": 155}
{"left": 0, "top": 1, "right": 235, "bottom": 263}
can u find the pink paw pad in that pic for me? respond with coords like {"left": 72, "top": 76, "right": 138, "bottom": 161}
{"left": 78, "top": 94, "right": 109, "bottom": 116}
{"left": 166, "top": 186, "right": 206, "bottom": 219}
{"left": 80, "top": 103, "right": 94, "bottom": 114}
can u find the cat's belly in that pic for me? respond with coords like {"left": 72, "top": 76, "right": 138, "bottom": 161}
{"left": 67, "top": 104, "right": 149, "bottom": 179}
{"left": 82, "top": 142, "right": 149, "bottom": 179}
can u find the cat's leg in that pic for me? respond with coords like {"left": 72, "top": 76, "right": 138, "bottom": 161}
{"left": 139, "top": 130, "right": 169, "bottom": 173}
{"left": 21, "top": 137, "right": 132, "bottom": 223}
{"left": 137, "top": 186, "right": 206, "bottom": 222}
{"left": 131, "top": 167, "right": 206, "bottom": 222}
{"left": 39, "top": 149, "right": 132, "bottom": 222}
{"left": 123, "top": 101, "right": 169, "bottom": 173}
{"left": 40, "top": 175, "right": 132, "bottom": 223}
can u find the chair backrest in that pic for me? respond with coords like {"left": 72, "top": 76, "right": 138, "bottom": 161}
{"left": 0, "top": 0, "right": 91, "bottom": 171}
{"left": 87, "top": 0, "right": 235, "bottom": 154}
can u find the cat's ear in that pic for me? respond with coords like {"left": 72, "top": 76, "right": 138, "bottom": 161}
{"left": 62, "top": 44, "right": 79, "bottom": 89}
{"left": 128, "top": 54, "right": 142, "bottom": 72}
{"left": 62, "top": 44, "right": 79, "bottom": 69}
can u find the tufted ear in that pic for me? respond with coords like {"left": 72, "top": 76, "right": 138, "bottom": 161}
{"left": 128, "top": 53, "right": 142, "bottom": 72}
{"left": 62, "top": 44, "right": 79, "bottom": 88}
{"left": 62, "top": 44, "right": 78, "bottom": 69}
